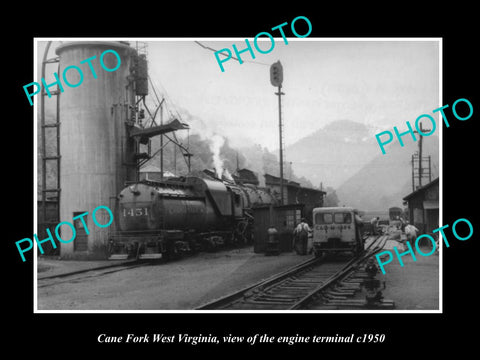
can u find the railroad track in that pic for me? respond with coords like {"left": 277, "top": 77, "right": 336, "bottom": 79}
{"left": 196, "top": 235, "right": 394, "bottom": 310}
{"left": 37, "top": 260, "right": 154, "bottom": 288}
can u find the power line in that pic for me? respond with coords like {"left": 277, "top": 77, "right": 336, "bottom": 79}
{"left": 147, "top": 71, "right": 185, "bottom": 124}
{"left": 194, "top": 41, "right": 270, "bottom": 66}
{"left": 194, "top": 41, "right": 239, "bottom": 61}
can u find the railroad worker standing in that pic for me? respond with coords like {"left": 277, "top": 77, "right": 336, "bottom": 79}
{"left": 404, "top": 223, "right": 419, "bottom": 253}
{"left": 355, "top": 213, "right": 364, "bottom": 229}
{"left": 293, "top": 218, "right": 311, "bottom": 255}
{"left": 354, "top": 213, "right": 364, "bottom": 245}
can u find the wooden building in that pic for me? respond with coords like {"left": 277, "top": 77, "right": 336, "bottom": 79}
{"left": 403, "top": 177, "right": 439, "bottom": 237}
{"left": 139, "top": 165, "right": 176, "bottom": 181}
{"left": 252, "top": 204, "right": 304, "bottom": 253}
{"left": 264, "top": 173, "right": 325, "bottom": 223}
{"left": 232, "top": 168, "right": 260, "bottom": 186}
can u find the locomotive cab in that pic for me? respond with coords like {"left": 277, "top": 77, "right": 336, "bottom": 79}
{"left": 312, "top": 207, "right": 363, "bottom": 257}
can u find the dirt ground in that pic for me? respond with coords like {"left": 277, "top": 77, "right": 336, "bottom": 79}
{"left": 37, "top": 238, "right": 440, "bottom": 311}
{"left": 37, "top": 247, "right": 313, "bottom": 310}
{"left": 379, "top": 241, "right": 439, "bottom": 310}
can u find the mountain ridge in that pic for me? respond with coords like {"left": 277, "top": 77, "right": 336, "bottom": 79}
{"left": 285, "top": 119, "right": 439, "bottom": 211}
{"left": 285, "top": 119, "right": 380, "bottom": 188}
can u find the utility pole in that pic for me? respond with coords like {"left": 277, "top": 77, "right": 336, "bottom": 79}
{"left": 418, "top": 123, "right": 425, "bottom": 187}
{"left": 411, "top": 154, "right": 415, "bottom": 192}
{"left": 270, "top": 61, "right": 284, "bottom": 205}
{"left": 159, "top": 98, "right": 165, "bottom": 180}
{"left": 412, "top": 122, "right": 432, "bottom": 190}
{"left": 276, "top": 84, "right": 285, "bottom": 205}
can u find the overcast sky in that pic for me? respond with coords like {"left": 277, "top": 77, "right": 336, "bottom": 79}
{"left": 37, "top": 38, "right": 440, "bottom": 151}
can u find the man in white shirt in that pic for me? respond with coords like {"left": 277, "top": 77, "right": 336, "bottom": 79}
{"left": 293, "top": 218, "right": 311, "bottom": 255}
{"left": 405, "top": 223, "right": 419, "bottom": 242}
{"left": 370, "top": 217, "right": 380, "bottom": 235}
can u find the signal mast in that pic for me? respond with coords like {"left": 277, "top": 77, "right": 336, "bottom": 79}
{"left": 270, "top": 61, "right": 285, "bottom": 205}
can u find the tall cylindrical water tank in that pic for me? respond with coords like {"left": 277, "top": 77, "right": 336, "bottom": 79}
{"left": 55, "top": 41, "right": 137, "bottom": 257}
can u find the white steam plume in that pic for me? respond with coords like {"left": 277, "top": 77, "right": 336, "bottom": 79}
{"left": 210, "top": 134, "right": 225, "bottom": 178}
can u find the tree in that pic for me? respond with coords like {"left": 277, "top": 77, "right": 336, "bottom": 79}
{"left": 323, "top": 186, "right": 339, "bottom": 207}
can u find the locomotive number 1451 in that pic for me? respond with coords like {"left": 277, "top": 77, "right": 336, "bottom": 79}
{"left": 123, "top": 207, "right": 149, "bottom": 217}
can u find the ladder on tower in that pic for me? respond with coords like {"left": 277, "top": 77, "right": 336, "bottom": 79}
{"left": 411, "top": 153, "right": 432, "bottom": 191}
{"left": 39, "top": 41, "right": 61, "bottom": 255}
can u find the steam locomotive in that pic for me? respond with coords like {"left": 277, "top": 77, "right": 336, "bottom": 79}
{"left": 108, "top": 175, "right": 277, "bottom": 260}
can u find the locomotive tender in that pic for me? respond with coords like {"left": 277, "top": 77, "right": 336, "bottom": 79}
{"left": 108, "top": 175, "right": 277, "bottom": 260}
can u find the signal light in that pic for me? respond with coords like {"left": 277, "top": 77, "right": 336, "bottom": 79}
{"left": 270, "top": 61, "right": 283, "bottom": 87}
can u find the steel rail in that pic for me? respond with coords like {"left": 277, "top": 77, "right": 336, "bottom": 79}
{"left": 289, "top": 235, "right": 388, "bottom": 310}
{"left": 196, "top": 256, "right": 324, "bottom": 310}
{"left": 37, "top": 260, "right": 154, "bottom": 288}
{"left": 196, "top": 235, "right": 382, "bottom": 310}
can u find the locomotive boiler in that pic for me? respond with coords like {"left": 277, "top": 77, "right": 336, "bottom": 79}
{"left": 108, "top": 175, "right": 277, "bottom": 260}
